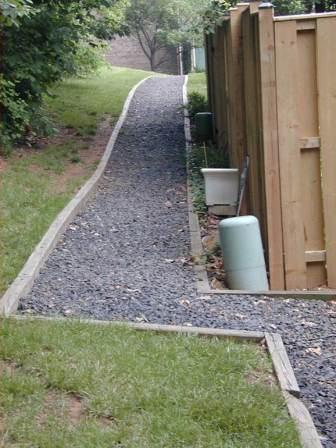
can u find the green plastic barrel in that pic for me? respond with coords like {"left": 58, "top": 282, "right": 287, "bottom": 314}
{"left": 195, "top": 112, "right": 213, "bottom": 142}
{"left": 219, "top": 215, "right": 269, "bottom": 291}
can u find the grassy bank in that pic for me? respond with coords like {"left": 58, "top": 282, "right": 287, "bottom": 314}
{"left": 0, "top": 66, "right": 152, "bottom": 295}
{"left": 0, "top": 319, "right": 300, "bottom": 447}
{"left": 187, "top": 72, "right": 207, "bottom": 98}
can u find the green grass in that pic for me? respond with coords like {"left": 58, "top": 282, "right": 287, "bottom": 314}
{"left": 0, "top": 319, "right": 300, "bottom": 448}
{"left": 188, "top": 72, "right": 207, "bottom": 98}
{"left": 47, "top": 66, "right": 153, "bottom": 136}
{"left": 0, "top": 66, "right": 152, "bottom": 295}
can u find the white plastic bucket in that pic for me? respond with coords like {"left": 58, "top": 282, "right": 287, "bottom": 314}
{"left": 201, "top": 168, "right": 239, "bottom": 206}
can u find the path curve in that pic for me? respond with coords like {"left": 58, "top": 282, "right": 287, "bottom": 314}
{"left": 20, "top": 75, "right": 335, "bottom": 447}
{"left": 21, "top": 76, "right": 196, "bottom": 320}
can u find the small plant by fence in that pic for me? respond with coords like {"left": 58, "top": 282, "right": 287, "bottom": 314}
{"left": 205, "top": 2, "right": 336, "bottom": 290}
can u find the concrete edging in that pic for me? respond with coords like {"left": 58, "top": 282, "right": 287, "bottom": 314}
{"left": 0, "top": 76, "right": 152, "bottom": 317}
{"left": 182, "top": 76, "right": 336, "bottom": 301}
{"left": 8, "top": 315, "right": 323, "bottom": 447}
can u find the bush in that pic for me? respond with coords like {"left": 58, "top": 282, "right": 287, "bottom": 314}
{"left": 187, "top": 91, "right": 208, "bottom": 118}
{"left": 0, "top": 0, "right": 126, "bottom": 149}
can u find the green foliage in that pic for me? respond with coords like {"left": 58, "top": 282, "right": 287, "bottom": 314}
{"left": 187, "top": 91, "right": 208, "bottom": 118}
{"left": 203, "top": 0, "right": 235, "bottom": 34}
{"left": 0, "top": 0, "right": 127, "bottom": 149}
{"left": 125, "top": 0, "right": 180, "bottom": 70}
{"left": 0, "top": 76, "right": 30, "bottom": 151}
{"left": 273, "top": 0, "right": 305, "bottom": 14}
{"left": 124, "top": 0, "right": 212, "bottom": 68}
{"left": 0, "top": 0, "right": 33, "bottom": 26}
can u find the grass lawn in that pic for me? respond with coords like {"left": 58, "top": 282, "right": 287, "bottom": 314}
{"left": 0, "top": 66, "right": 152, "bottom": 295}
{"left": 187, "top": 72, "right": 207, "bottom": 98}
{"left": 0, "top": 319, "right": 300, "bottom": 447}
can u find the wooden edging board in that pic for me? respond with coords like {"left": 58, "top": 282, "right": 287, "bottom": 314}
{"left": 7, "top": 315, "right": 323, "bottom": 448}
{"left": 0, "top": 76, "right": 152, "bottom": 317}
{"left": 182, "top": 76, "right": 336, "bottom": 301}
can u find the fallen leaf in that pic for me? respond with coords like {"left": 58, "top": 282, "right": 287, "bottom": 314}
{"left": 306, "top": 347, "right": 322, "bottom": 356}
{"left": 211, "top": 278, "right": 225, "bottom": 290}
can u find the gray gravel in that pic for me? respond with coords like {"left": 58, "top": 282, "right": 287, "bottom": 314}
{"left": 19, "top": 76, "right": 336, "bottom": 447}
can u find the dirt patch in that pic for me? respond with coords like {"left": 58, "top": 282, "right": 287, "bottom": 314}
{"left": 36, "top": 390, "right": 115, "bottom": 429}
{"left": 245, "top": 369, "right": 277, "bottom": 389}
{"left": 54, "top": 119, "right": 111, "bottom": 194}
{"left": 37, "top": 390, "right": 86, "bottom": 427}
{"left": 0, "top": 360, "right": 19, "bottom": 377}
{"left": 0, "top": 157, "right": 7, "bottom": 173}
{"left": 199, "top": 213, "right": 228, "bottom": 289}
{"left": 2, "top": 119, "right": 112, "bottom": 196}
{"left": 67, "top": 394, "right": 85, "bottom": 426}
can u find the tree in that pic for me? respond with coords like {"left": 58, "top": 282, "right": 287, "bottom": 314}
{"left": 0, "top": 0, "right": 126, "bottom": 149}
{"left": 124, "top": 0, "right": 180, "bottom": 71}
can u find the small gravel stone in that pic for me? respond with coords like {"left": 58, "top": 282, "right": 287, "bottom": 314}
{"left": 19, "top": 76, "right": 336, "bottom": 448}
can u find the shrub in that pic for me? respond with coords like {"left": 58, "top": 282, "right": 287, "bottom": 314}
{"left": 187, "top": 91, "right": 208, "bottom": 118}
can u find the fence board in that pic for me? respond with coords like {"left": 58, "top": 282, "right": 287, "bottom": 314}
{"left": 317, "top": 17, "right": 336, "bottom": 288}
{"left": 205, "top": 8, "right": 336, "bottom": 291}
{"left": 258, "top": 6, "right": 285, "bottom": 289}
{"left": 275, "top": 21, "right": 306, "bottom": 289}
{"left": 242, "top": 8, "right": 267, "bottom": 247}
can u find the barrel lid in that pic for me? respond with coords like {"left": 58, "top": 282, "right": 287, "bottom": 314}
{"left": 219, "top": 215, "right": 258, "bottom": 228}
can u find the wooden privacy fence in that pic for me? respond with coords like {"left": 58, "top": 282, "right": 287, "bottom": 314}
{"left": 205, "top": 3, "right": 336, "bottom": 291}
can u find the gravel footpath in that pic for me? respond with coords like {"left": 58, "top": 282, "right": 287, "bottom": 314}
{"left": 19, "top": 76, "right": 335, "bottom": 447}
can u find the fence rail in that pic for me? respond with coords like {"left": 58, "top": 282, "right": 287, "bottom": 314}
{"left": 205, "top": 3, "right": 336, "bottom": 290}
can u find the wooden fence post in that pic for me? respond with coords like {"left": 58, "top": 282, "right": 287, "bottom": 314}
{"left": 258, "top": 3, "right": 285, "bottom": 290}
{"left": 317, "top": 17, "right": 336, "bottom": 288}
{"left": 227, "top": 4, "right": 249, "bottom": 172}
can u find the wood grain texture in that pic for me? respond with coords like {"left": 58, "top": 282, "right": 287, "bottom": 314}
{"left": 284, "top": 391, "right": 323, "bottom": 448}
{"left": 317, "top": 17, "right": 336, "bottom": 288}
{"left": 265, "top": 333, "right": 300, "bottom": 397}
{"left": 258, "top": 6, "right": 285, "bottom": 290}
{"left": 275, "top": 21, "right": 307, "bottom": 289}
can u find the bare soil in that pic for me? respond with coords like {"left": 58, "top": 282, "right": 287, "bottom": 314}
{"left": 1, "top": 119, "right": 112, "bottom": 190}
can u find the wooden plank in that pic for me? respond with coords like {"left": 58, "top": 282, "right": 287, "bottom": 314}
{"left": 297, "top": 20, "right": 316, "bottom": 30}
{"left": 284, "top": 391, "right": 323, "bottom": 448}
{"left": 11, "top": 315, "right": 265, "bottom": 341}
{"left": 249, "top": 1, "right": 260, "bottom": 14}
{"left": 317, "top": 17, "right": 336, "bottom": 288}
{"left": 275, "top": 20, "right": 307, "bottom": 289}
{"left": 204, "top": 34, "right": 213, "bottom": 114}
{"left": 242, "top": 8, "right": 262, "bottom": 221}
{"left": 299, "top": 137, "right": 320, "bottom": 149}
{"left": 305, "top": 250, "right": 326, "bottom": 263}
{"left": 227, "top": 5, "right": 248, "bottom": 172}
{"left": 296, "top": 28, "right": 326, "bottom": 288}
{"left": 258, "top": 5, "right": 285, "bottom": 290}
{"left": 274, "top": 11, "right": 336, "bottom": 21}
{"left": 265, "top": 333, "right": 300, "bottom": 397}
{"left": 198, "top": 288, "right": 336, "bottom": 299}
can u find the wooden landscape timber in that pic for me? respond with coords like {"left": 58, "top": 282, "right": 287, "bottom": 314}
{"left": 204, "top": 4, "right": 336, "bottom": 292}
{"left": 8, "top": 314, "right": 323, "bottom": 448}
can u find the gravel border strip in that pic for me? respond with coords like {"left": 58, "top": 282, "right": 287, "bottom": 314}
{"left": 8, "top": 314, "right": 323, "bottom": 448}
{"left": 183, "top": 76, "right": 209, "bottom": 295}
{"left": 183, "top": 77, "right": 336, "bottom": 301}
{"left": 0, "top": 76, "right": 152, "bottom": 317}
